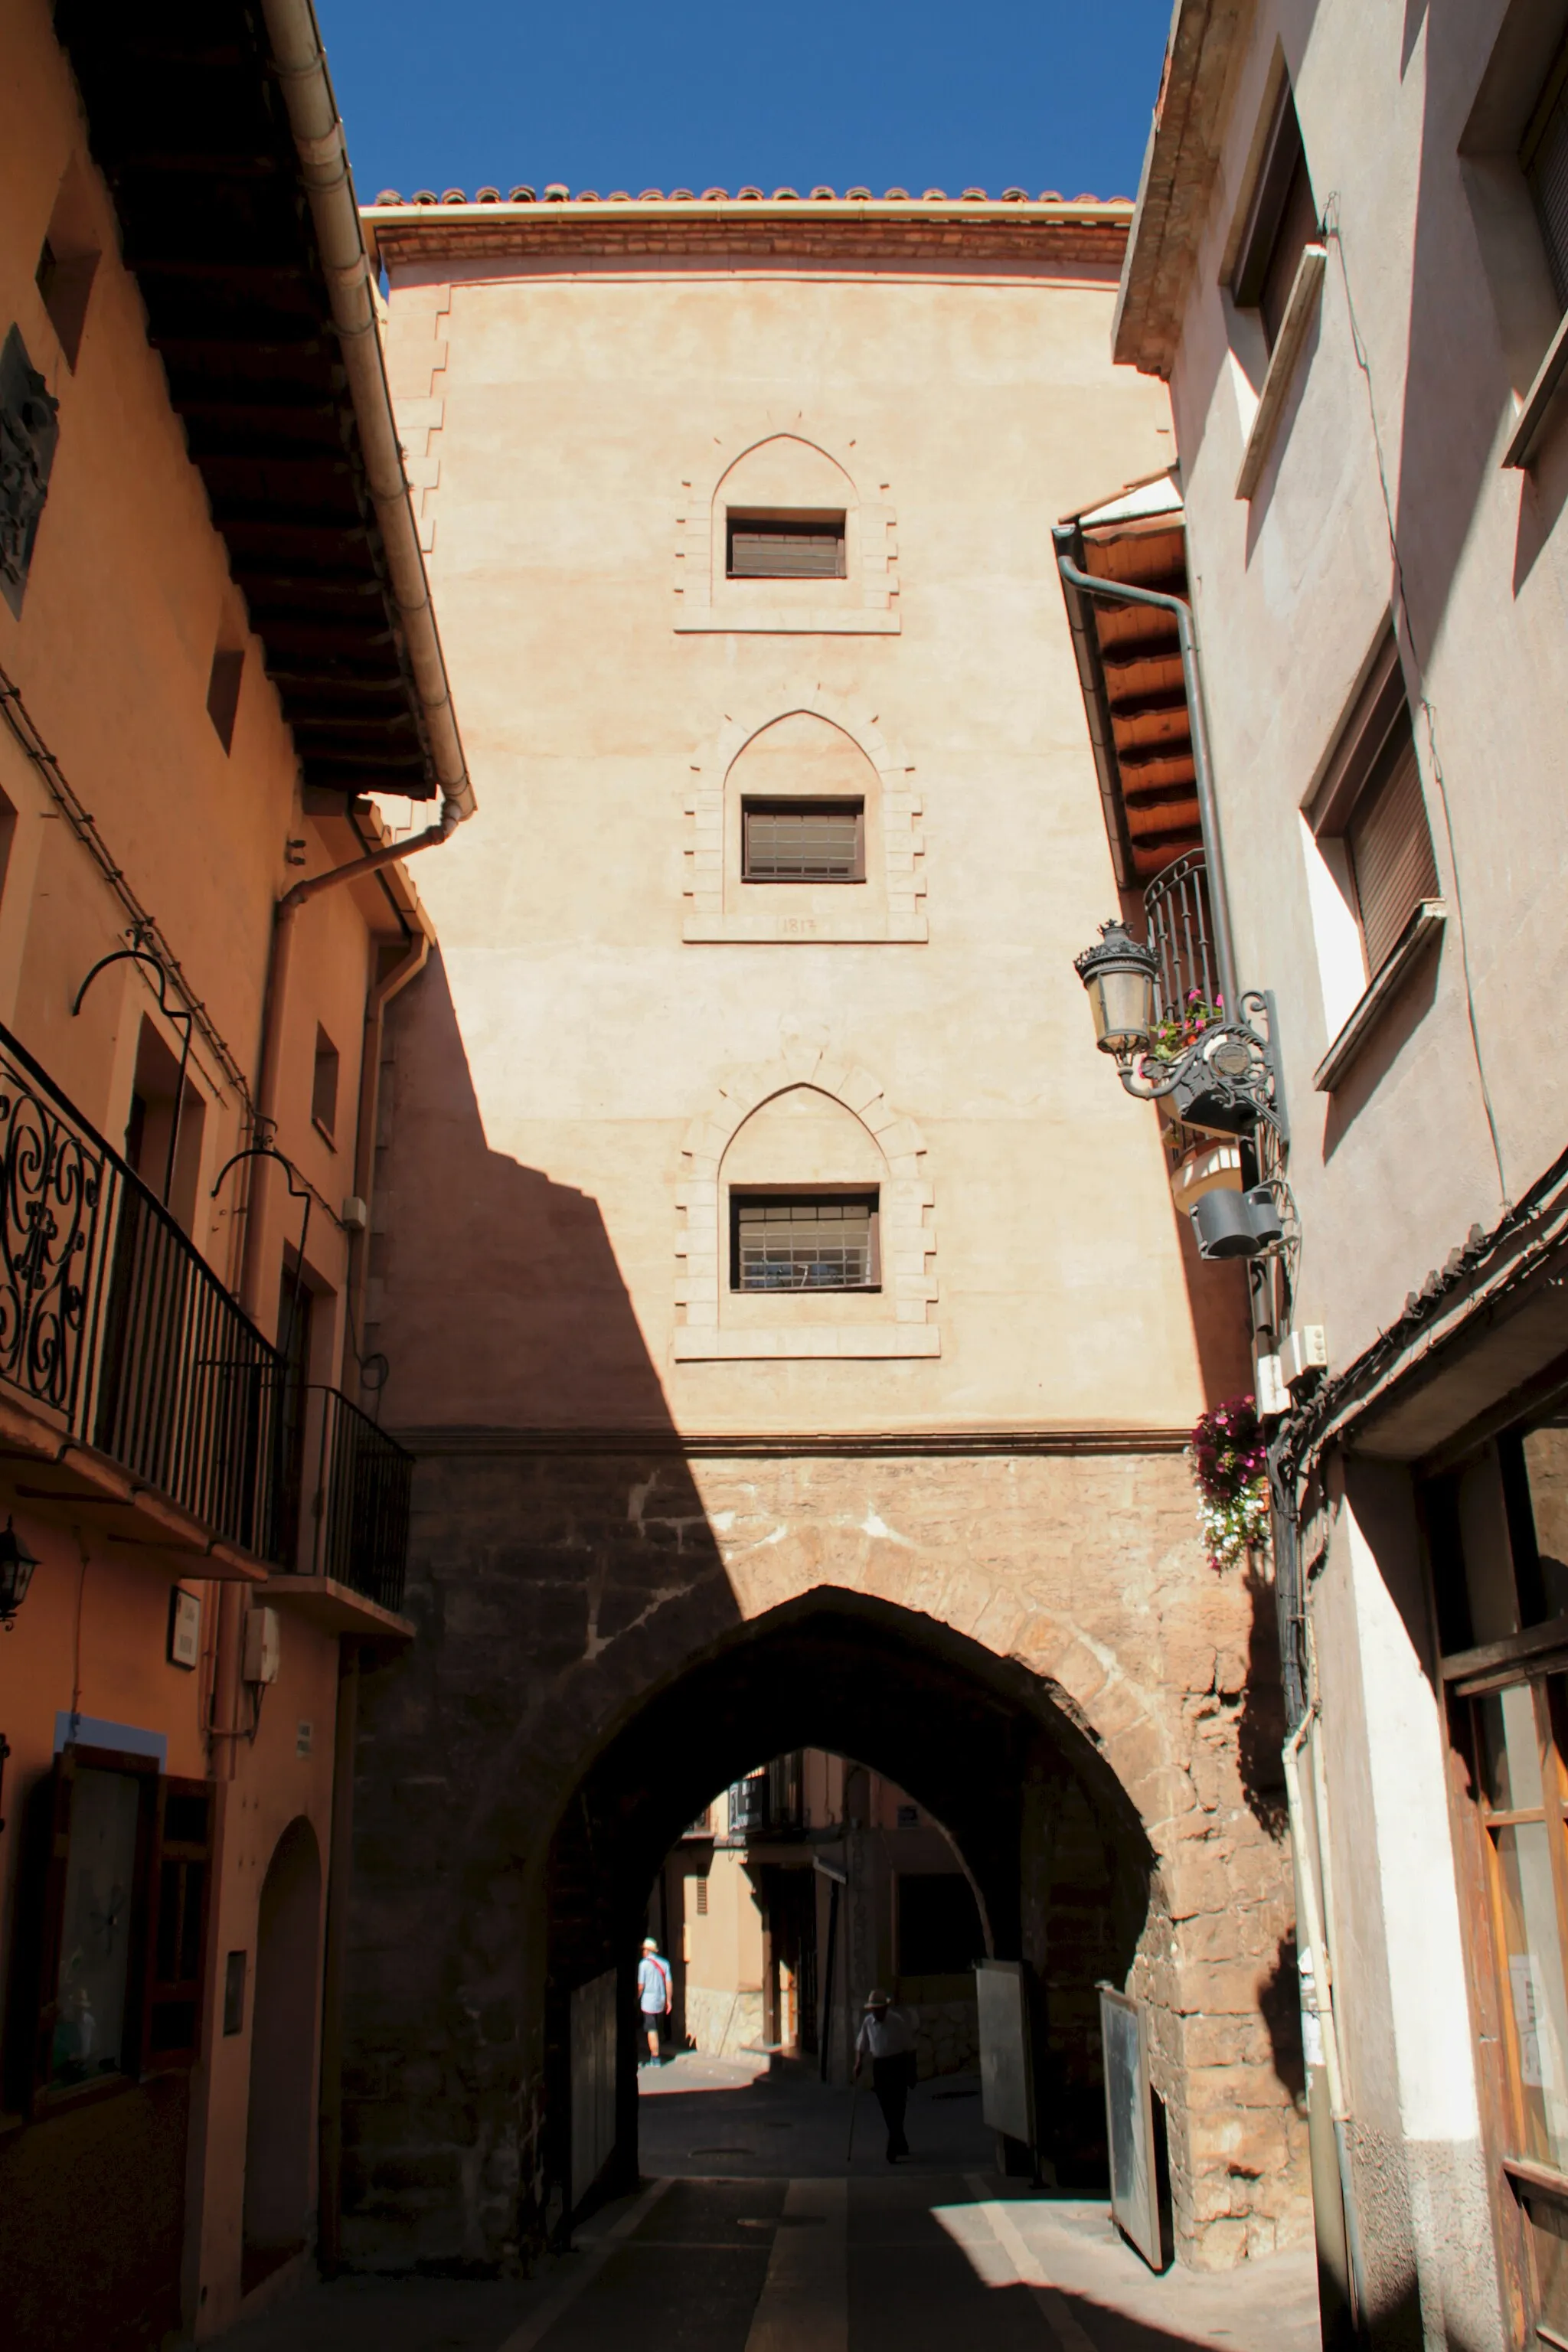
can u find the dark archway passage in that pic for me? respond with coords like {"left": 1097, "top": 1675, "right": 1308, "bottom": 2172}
{"left": 244, "top": 1817, "right": 324, "bottom": 2293}
{"left": 543, "top": 1589, "right": 1157, "bottom": 2223}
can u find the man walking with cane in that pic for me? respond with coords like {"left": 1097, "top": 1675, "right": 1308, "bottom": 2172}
{"left": 638, "top": 1936, "right": 672, "bottom": 2066}
{"left": 854, "top": 1988, "right": 919, "bottom": 2161}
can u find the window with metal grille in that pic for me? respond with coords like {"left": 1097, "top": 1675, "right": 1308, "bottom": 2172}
{"left": 1233, "top": 87, "right": 1320, "bottom": 351}
{"left": 731, "top": 1194, "right": 878, "bottom": 1292}
{"left": 727, "top": 510, "right": 846, "bottom": 579}
{"left": 1523, "top": 38, "right": 1568, "bottom": 312}
{"left": 743, "top": 799, "right": 864, "bottom": 881}
{"left": 695, "top": 1879, "right": 709, "bottom": 1916}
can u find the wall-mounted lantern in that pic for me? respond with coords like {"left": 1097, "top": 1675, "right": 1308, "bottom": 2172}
{"left": 0, "top": 1517, "right": 41, "bottom": 1628}
{"left": 1073, "top": 920, "right": 1289, "bottom": 1158}
{"left": 1074, "top": 920, "right": 1158, "bottom": 1057}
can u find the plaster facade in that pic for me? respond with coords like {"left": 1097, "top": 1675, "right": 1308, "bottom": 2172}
{"left": 344, "top": 194, "right": 1311, "bottom": 2274}
{"left": 1109, "top": 2, "right": 1568, "bottom": 2342}
{"left": 0, "top": 5, "right": 451, "bottom": 2343}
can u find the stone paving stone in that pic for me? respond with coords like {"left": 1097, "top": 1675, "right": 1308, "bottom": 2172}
{"left": 214, "top": 2060, "right": 1321, "bottom": 2352}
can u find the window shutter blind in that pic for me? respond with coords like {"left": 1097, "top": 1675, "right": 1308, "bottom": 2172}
{"left": 1524, "top": 46, "right": 1568, "bottom": 312}
{"left": 729, "top": 529, "right": 844, "bottom": 579}
{"left": 1347, "top": 728, "right": 1439, "bottom": 977}
{"left": 140, "top": 1776, "right": 214, "bottom": 2069}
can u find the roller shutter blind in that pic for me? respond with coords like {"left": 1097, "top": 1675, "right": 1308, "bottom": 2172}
{"left": 1524, "top": 39, "right": 1568, "bottom": 312}
{"left": 727, "top": 514, "right": 845, "bottom": 578}
{"left": 1346, "top": 716, "right": 1439, "bottom": 977}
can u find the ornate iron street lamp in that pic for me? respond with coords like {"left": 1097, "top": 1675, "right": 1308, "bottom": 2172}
{"left": 0, "top": 1517, "right": 41, "bottom": 1628}
{"left": 1073, "top": 919, "right": 1289, "bottom": 1152}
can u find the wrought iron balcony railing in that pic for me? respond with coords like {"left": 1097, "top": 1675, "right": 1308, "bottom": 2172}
{"left": 299, "top": 1383, "right": 413, "bottom": 1612}
{"left": 1143, "top": 848, "right": 1219, "bottom": 1028}
{"left": 0, "top": 1018, "right": 411, "bottom": 1609}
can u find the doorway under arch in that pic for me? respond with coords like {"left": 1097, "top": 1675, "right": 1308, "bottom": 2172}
{"left": 243, "top": 1815, "right": 323, "bottom": 2293}
{"left": 544, "top": 1589, "right": 1156, "bottom": 2222}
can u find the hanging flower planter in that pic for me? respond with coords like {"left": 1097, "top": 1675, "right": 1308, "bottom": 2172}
{"left": 1187, "top": 1394, "right": 1271, "bottom": 1572}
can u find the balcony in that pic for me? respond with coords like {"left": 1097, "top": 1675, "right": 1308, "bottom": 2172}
{"left": 0, "top": 1019, "right": 412, "bottom": 1626}
{"left": 726, "top": 1754, "right": 805, "bottom": 1841}
{"left": 1143, "top": 848, "right": 1218, "bottom": 1031}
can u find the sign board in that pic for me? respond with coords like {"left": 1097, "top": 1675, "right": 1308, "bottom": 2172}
{"left": 1099, "top": 1984, "right": 1161, "bottom": 2269}
{"left": 977, "top": 1958, "right": 1034, "bottom": 2147}
{"left": 570, "top": 1968, "right": 618, "bottom": 2213}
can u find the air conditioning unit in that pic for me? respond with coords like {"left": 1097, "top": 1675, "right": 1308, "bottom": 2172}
{"left": 242, "top": 1605, "right": 281, "bottom": 1687}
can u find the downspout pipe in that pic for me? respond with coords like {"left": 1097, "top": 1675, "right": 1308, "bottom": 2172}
{"left": 258, "top": 0, "right": 475, "bottom": 822}
{"left": 1052, "top": 527, "right": 1238, "bottom": 1012}
{"left": 240, "top": 806, "right": 459, "bottom": 1320}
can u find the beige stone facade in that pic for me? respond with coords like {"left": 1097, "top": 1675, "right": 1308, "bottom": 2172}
{"left": 335, "top": 191, "right": 1312, "bottom": 2272}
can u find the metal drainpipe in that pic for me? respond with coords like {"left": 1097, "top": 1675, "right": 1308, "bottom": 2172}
{"left": 1051, "top": 531, "right": 1239, "bottom": 1013}
{"left": 240, "top": 807, "right": 460, "bottom": 1321}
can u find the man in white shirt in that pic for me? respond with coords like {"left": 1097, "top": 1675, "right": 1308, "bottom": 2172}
{"left": 638, "top": 1936, "right": 671, "bottom": 2066}
{"left": 853, "top": 1988, "right": 919, "bottom": 2161}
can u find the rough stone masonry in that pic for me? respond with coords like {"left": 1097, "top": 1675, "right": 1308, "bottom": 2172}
{"left": 341, "top": 1440, "right": 1308, "bottom": 2270}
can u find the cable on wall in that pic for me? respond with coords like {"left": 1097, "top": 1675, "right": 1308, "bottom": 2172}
{"left": 1321, "top": 193, "right": 1511, "bottom": 1213}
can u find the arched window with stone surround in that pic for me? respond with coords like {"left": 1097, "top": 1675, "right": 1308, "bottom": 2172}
{"left": 673, "top": 428, "right": 900, "bottom": 635}
{"left": 674, "top": 1054, "right": 938, "bottom": 1361}
{"left": 683, "top": 695, "right": 926, "bottom": 944}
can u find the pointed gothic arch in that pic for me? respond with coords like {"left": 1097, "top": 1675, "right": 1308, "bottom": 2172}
{"left": 673, "top": 1047, "right": 937, "bottom": 1358}
{"left": 672, "top": 420, "right": 900, "bottom": 634}
{"left": 682, "top": 688, "right": 926, "bottom": 942}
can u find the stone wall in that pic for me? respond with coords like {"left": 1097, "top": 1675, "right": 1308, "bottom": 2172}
{"left": 342, "top": 1439, "right": 1309, "bottom": 2271}
{"left": 682, "top": 1985, "right": 765, "bottom": 2058}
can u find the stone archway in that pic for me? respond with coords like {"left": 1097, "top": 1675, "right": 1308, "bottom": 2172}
{"left": 345, "top": 1433, "right": 1305, "bottom": 2275}
{"left": 243, "top": 1816, "right": 322, "bottom": 2292}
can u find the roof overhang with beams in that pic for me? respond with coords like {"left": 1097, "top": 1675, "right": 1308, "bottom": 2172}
{"left": 1055, "top": 475, "right": 1201, "bottom": 890}
{"left": 54, "top": 0, "right": 443, "bottom": 801}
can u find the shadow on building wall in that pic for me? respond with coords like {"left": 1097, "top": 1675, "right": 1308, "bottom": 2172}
{"left": 338, "top": 953, "right": 1243, "bottom": 2266}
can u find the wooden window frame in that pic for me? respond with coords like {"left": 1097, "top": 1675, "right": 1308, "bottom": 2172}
{"left": 1522, "top": 31, "right": 1568, "bottom": 314}
{"left": 311, "top": 1024, "right": 339, "bottom": 1148}
{"left": 1233, "top": 83, "right": 1321, "bottom": 352}
{"left": 728, "top": 1187, "right": 881, "bottom": 1295}
{"left": 1308, "top": 631, "right": 1441, "bottom": 989}
{"left": 740, "top": 798, "right": 866, "bottom": 884}
{"left": 7, "top": 1745, "right": 213, "bottom": 2121}
{"left": 726, "top": 508, "right": 847, "bottom": 581}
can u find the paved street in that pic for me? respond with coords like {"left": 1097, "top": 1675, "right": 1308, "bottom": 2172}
{"left": 219, "top": 2059, "right": 1320, "bottom": 2352}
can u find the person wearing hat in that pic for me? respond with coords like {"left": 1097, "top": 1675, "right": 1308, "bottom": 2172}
{"left": 853, "top": 1988, "right": 919, "bottom": 2161}
{"left": 638, "top": 1936, "right": 672, "bottom": 2066}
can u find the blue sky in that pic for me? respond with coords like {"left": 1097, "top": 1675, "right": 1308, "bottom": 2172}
{"left": 316, "top": 0, "right": 1172, "bottom": 207}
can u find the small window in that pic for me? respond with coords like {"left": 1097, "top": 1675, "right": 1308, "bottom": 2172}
{"left": 206, "top": 644, "right": 244, "bottom": 754}
{"left": 695, "top": 1879, "right": 709, "bottom": 1916}
{"left": 35, "top": 158, "right": 100, "bottom": 371}
{"left": 727, "top": 510, "right": 846, "bottom": 579}
{"left": 16, "top": 1748, "right": 214, "bottom": 2109}
{"left": 1522, "top": 36, "right": 1568, "bottom": 311}
{"left": 1233, "top": 87, "right": 1320, "bottom": 351}
{"left": 742, "top": 799, "right": 864, "bottom": 881}
{"left": 730, "top": 1193, "right": 879, "bottom": 1292}
{"left": 311, "top": 1027, "right": 339, "bottom": 1144}
{"left": 1312, "top": 635, "right": 1439, "bottom": 984}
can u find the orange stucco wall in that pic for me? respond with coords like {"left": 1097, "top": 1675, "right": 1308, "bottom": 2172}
{"left": 0, "top": 2, "right": 420, "bottom": 2337}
